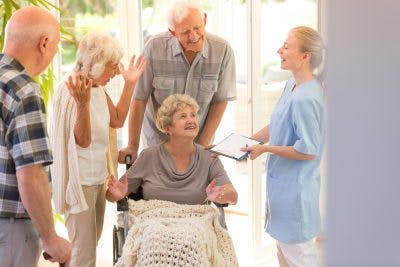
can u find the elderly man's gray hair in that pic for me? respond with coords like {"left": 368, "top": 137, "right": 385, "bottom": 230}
{"left": 74, "top": 32, "right": 123, "bottom": 79}
{"left": 167, "top": 0, "right": 205, "bottom": 31}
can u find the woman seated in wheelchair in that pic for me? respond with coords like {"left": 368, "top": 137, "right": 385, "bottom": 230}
{"left": 106, "top": 94, "right": 238, "bottom": 266}
{"left": 106, "top": 93, "right": 237, "bottom": 205}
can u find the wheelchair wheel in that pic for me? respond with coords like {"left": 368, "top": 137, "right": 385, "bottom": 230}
{"left": 113, "top": 225, "right": 126, "bottom": 265}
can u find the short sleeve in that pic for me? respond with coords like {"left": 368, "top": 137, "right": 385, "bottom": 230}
{"left": 133, "top": 40, "right": 154, "bottom": 100}
{"left": 213, "top": 45, "right": 236, "bottom": 102}
{"left": 125, "top": 150, "right": 147, "bottom": 193}
{"left": 209, "top": 157, "right": 231, "bottom": 186}
{"left": 292, "top": 97, "right": 323, "bottom": 156}
{"left": 7, "top": 87, "right": 52, "bottom": 169}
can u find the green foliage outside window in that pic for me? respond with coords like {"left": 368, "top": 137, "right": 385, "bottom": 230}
{"left": 142, "top": 0, "right": 153, "bottom": 8}
{"left": 1, "top": 0, "right": 73, "bottom": 110}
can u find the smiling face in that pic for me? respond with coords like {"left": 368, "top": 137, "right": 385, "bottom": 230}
{"left": 92, "top": 60, "right": 120, "bottom": 86}
{"left": 171, "top": 9, "right": 206, "bottom": 53}
{"left": 277, "top": 31, "right": 309, "bottom": 72}
{"left": 166, "top": 106, "right": 199, "bottom": 139}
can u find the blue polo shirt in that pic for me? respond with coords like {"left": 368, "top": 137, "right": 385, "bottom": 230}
{"left": 266, "top": 78, "right": 325, "bottom": 243}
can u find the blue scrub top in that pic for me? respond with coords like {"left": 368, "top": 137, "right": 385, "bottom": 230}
{"left": 266, "top": 78, "right": 325, "bottom": 243}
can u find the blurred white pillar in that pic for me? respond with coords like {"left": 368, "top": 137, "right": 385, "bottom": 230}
{"left": 118, "top": 0, "right": 142, "bottom": 56}
{"left": 326, "top": 0, "right": 400, "bottom": 266}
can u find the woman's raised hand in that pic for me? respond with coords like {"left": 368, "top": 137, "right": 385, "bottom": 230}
{"left": 106, "top": 174, "right": 128, "bottom": 202}
{"left": 119, "top": 54, "right": 148, "bottom": 84}
{"left": 66, "top": 74, "right": 92, "bottom": 107}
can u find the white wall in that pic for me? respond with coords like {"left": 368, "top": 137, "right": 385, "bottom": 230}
{"left": 326, "top": 0, "right": 400, "bottom": 266}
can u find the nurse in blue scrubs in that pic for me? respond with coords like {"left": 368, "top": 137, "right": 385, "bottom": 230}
{"left": 242, "top": 26, "right": 325, "bottom": 267}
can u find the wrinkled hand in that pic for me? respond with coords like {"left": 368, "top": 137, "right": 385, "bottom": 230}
{"left": 106, "top": 174, "right": 128, "bottom": 202}
{"left": 206, "top": 179, "right": 224, "bottom": 202}
{"left": 42, "top": 235, "right": 71, "bottom": 264}
{"left": 240, "top": 144, "right": 266, "bottom": 160}
{"left": 66, "top": 74, "right": 92, "bottom": 107}
{"left": 119, "top": 54, "right": 147, "bottom": 84}
{"left": 118, "top": 146, "right": 137, "bottom": 164}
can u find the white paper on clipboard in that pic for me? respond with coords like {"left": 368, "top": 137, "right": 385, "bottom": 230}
{"left": 210, "top": 133, "right": 262, "bottom": 160}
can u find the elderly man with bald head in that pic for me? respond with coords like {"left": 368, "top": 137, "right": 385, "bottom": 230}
{"left": 0, "top": 6, "right": 71, "bottom": 266}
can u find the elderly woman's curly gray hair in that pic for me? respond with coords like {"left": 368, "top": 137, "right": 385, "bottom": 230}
{"left": 74, "top": 32, "right": 123, "bottom": 79}
{"left": 156, "top": 94, "right": 199, "bottom": 134}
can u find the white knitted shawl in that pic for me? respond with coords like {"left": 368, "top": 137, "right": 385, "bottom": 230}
{"left": 115, "top": 199, "right": 239, "bottom": 267}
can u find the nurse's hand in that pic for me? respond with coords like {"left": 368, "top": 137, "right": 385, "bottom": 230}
{"left": 240, "top": 144, "right": 267, "bottom": 160}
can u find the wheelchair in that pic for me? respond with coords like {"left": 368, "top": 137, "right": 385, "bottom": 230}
{"left": 112, "top": 156, "right": 228, "bottom": 265}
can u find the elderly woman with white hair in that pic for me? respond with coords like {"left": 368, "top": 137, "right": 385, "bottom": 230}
{"left": 50, "top": 31, "right": 146, "bottom": 267}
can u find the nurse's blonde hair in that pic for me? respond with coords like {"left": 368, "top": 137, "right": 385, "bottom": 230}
{"left": 291, "top": 26, "right": 325, "bottom": 72}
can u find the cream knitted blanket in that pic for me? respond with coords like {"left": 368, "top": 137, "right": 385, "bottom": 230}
{"left": 115, "top": 200, "right": 238, "bottom": 267}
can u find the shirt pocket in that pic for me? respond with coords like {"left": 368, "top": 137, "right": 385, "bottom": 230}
{"left": 268, "top": 175, "right": 301, "bottom": 221}
{"left": 198, "top": 76, "right": 218, "bottom": 103}
{"left": 152, "top": 76, "right": 175, "bottom": 104}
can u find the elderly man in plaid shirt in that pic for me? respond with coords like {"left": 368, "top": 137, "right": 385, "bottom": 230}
{"left": 0, "top": 6, "right": 71, "bottom": 266}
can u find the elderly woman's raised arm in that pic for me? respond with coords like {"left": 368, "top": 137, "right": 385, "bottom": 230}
{"left": 66, "top": 74, "right": 93, "bottom": 148}
{"left": 107, "top": 55, "right": 147, "bottom": 128}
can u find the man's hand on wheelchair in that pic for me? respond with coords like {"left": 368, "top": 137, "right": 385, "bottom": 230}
{"left": 106, "top": 174, "right": 128, "bottom": 202}
{"left": 204, "top": 144, "right": 219, "bottom": 158}
{"left": 118, "top": 146, "right": 137, "bottom": 164}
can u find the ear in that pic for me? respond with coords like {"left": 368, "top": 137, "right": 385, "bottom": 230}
{"left": 164, "top": 127, "right": 170, "bottom": 135}
{"left": 303, "top": 51, "right": 311, "bottom": 61}
{"left": 38, "top": 35, "right": 49, "bottom": 54}
{"left": 203, "top": 13, "right": 207, "bottom": 26}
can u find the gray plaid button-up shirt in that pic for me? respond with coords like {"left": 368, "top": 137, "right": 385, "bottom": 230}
{"left": 0, "top": 54, "right": 52, "bottom": 218}
{"left": 134, "top": 32, "right": 236, "bottom": 146}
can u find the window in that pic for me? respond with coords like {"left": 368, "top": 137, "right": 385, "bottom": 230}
{"left": 59, "top": 0, "right": 119, "bottom": 69}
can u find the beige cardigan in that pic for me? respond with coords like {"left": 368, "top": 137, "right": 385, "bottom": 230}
{"left": 50, "top": 82, "right": 118, "bottom": 214}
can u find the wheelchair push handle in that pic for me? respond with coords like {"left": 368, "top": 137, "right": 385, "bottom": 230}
{"left": 116, "top": 154, "right": 133, "bottom": 212}
{"left": 43, "top": 252, "right": 65, "bottom": 267}
{"left": 125, "top": 154, "right": 133, "bottom": 170}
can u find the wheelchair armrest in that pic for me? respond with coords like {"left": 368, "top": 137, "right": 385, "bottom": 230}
{"left": 117, "top": 197, "right": 128, "bottom": 212}
{"left": 214, "top": 202, "right": 228, "bottom": 208}
{"left": 127, "top": 186, "right": 144, "bottom": 201}
{"left": 204, "top": 200, "right": 228, "bottom": 208}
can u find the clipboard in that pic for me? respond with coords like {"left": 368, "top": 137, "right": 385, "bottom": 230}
{"left": 210, "top": 133, "right": 262, "bottom": 161}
